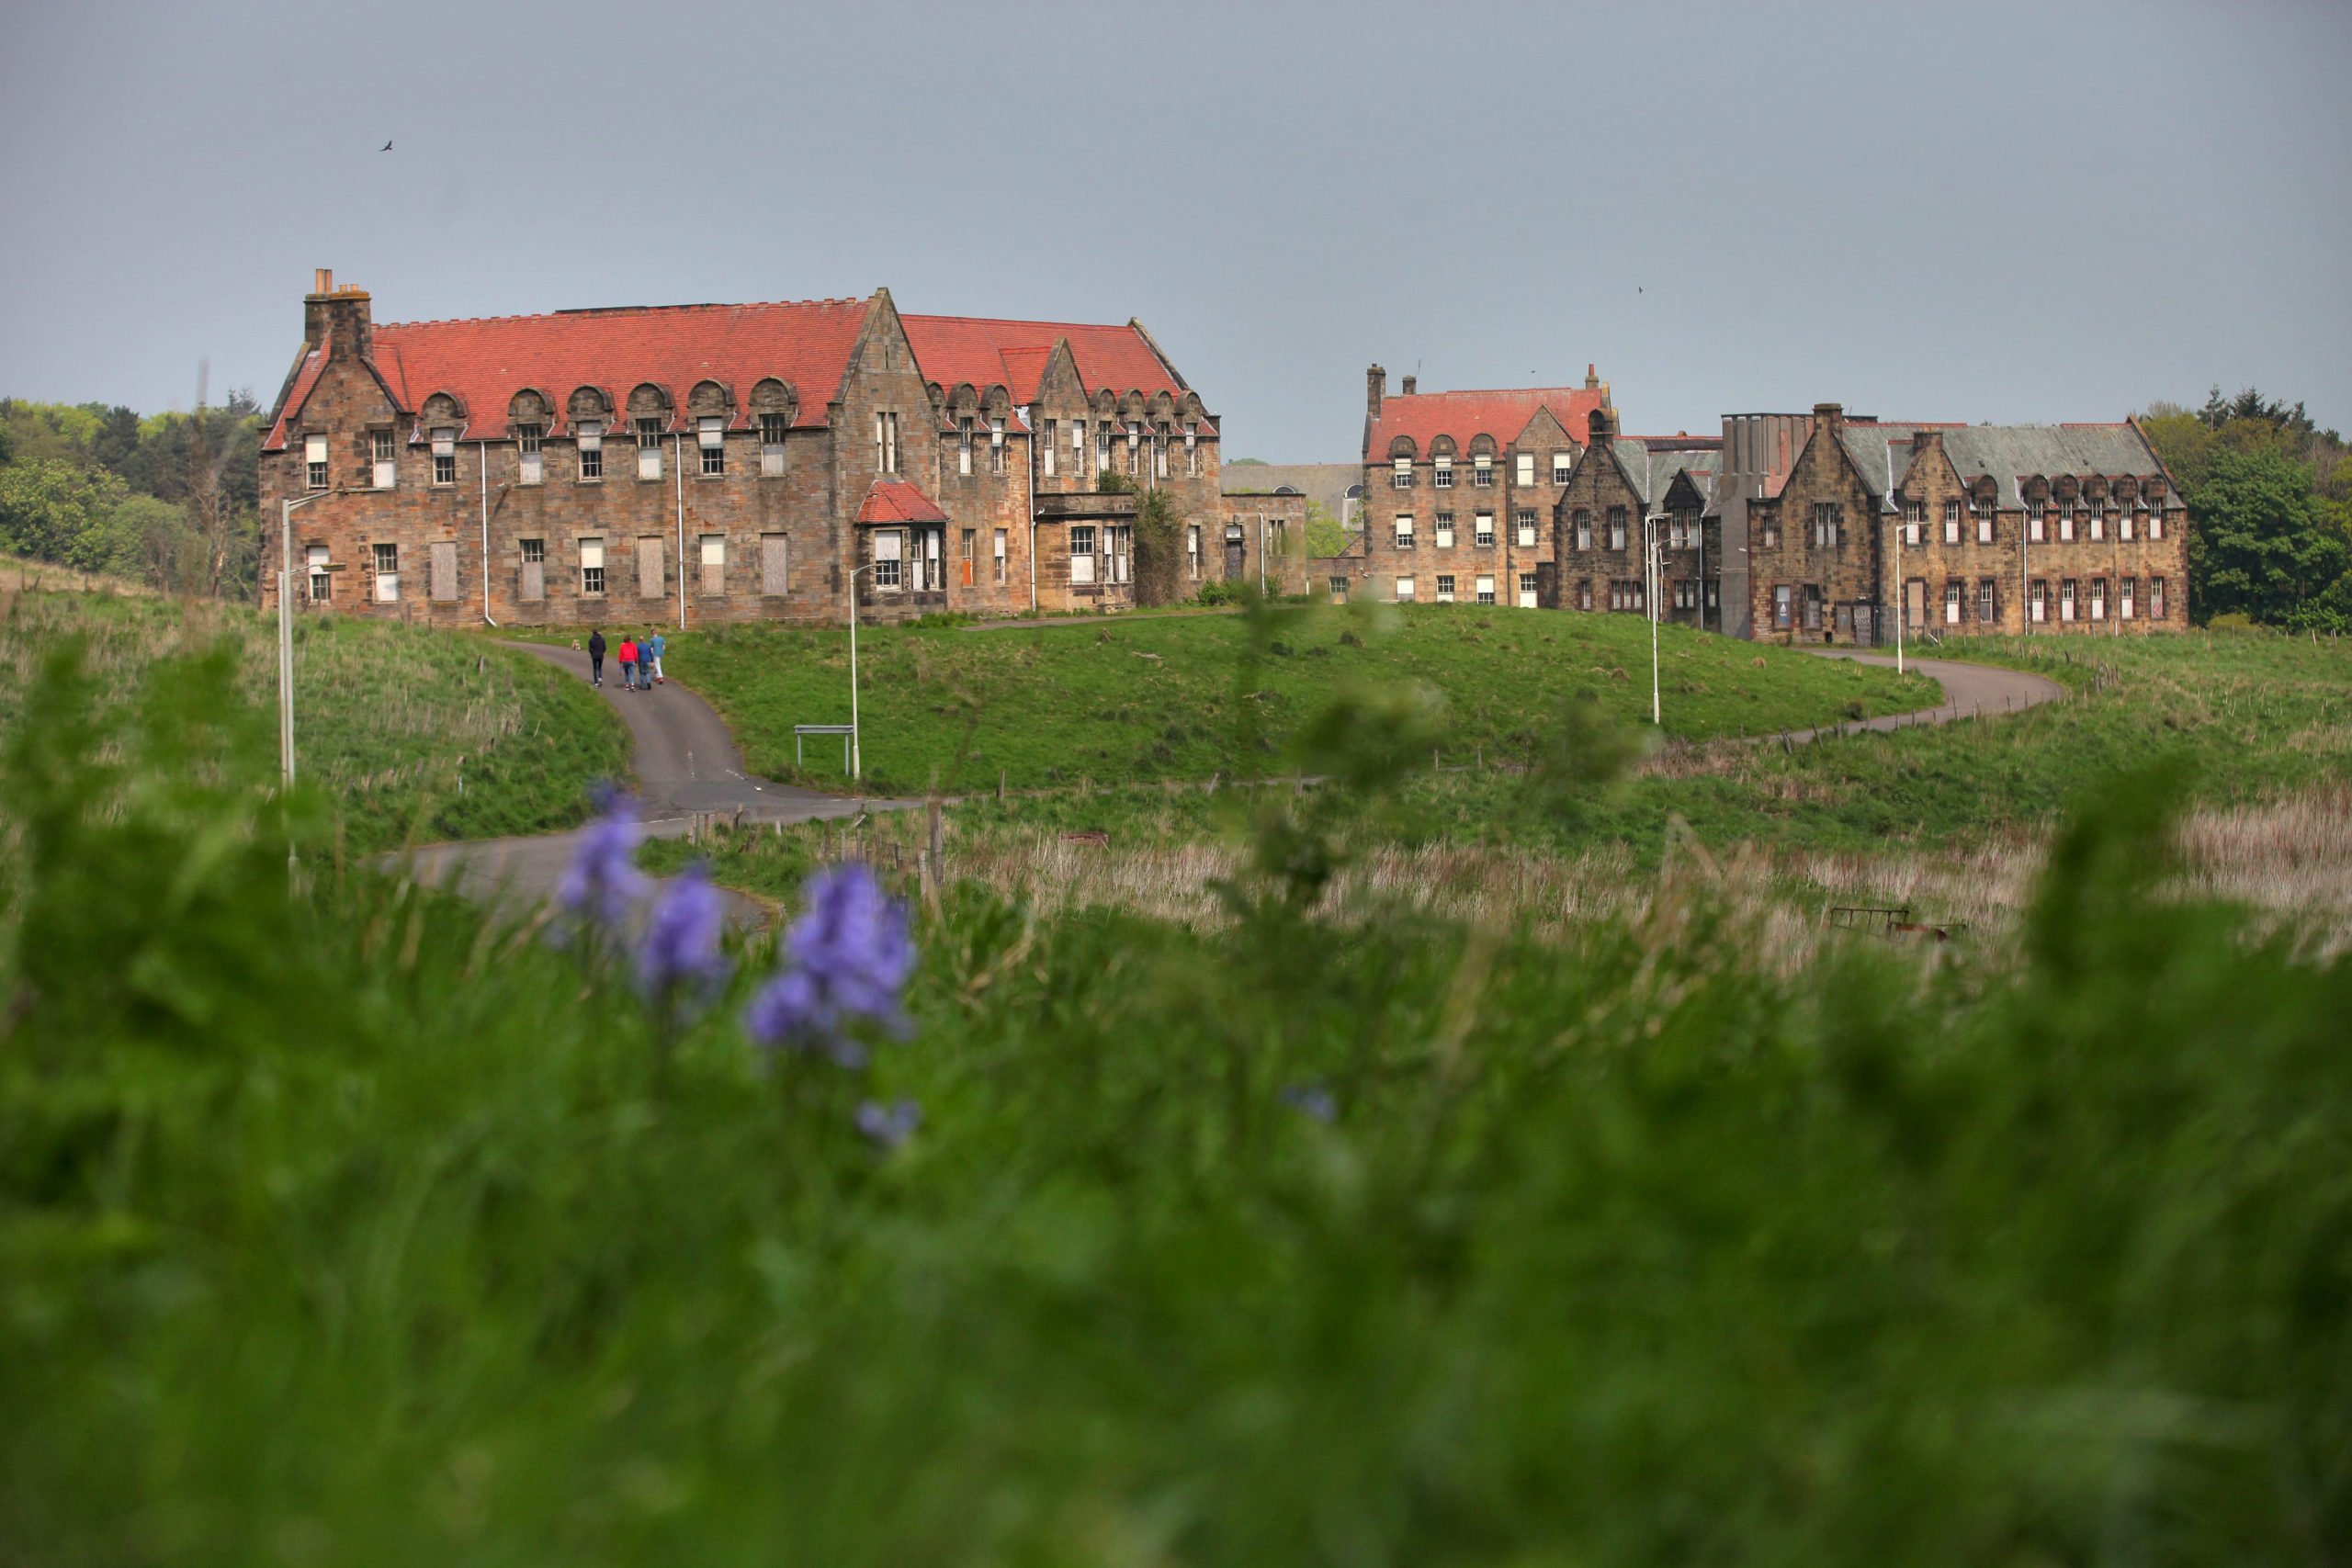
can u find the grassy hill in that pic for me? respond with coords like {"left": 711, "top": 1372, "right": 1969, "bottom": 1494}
{"left": 665, "top": 604, "right": 1939, "bottom": 794}
{"left": 0, "top": 590, "right": 627, "bottom": 850}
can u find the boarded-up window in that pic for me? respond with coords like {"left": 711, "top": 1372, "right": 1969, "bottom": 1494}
{"left": 761, "top": 534, "right": 789, "bottom": 596}
{"left": 637, "top": 537, "right": 664, "bottom": 599}
{"left": 429, "top": 540, "right": 458, "bottom": 602}
{"left": 520, "top": 537, "right": 545, "bottom": 601}
{"left": 699, "top": 534, "right": 726, "bottom": 596}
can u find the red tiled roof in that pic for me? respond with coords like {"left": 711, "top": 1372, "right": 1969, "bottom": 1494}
{"left": 1365, "top": 387, "right": 1610, "bottom": 458}
{"left": 900, "top": 315, "right": 1185, "bottom": 407}
{"left": 856, "top": 479, "right": 950, "bottom": 525}
{"left": 363, "top": 298, "right": 873, "bottom": 443}
{"left": 263, "top": 343, "right": 331, "bottom": 451}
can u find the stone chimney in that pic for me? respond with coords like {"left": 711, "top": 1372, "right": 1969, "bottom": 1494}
{"left": 1400, "top": 374, "right": 1417, "bottom": 396}
{"left": 1910, "top": 427, "right": 1944, "bottom": 457}
{"left": 1587, "top": 405, "right": 1616, "bottom": 447}
{"left": 1813, "top": 401, "right": 1844, "bottom": 434}
{"left": 1585, "top": 363, "right": 1600, "bottom": 390}
{"left": 1366, "top": 365, "right": 1386, "bottom": 419}
{"left": 304, "top": 268, "right": 373, "bottom": 360}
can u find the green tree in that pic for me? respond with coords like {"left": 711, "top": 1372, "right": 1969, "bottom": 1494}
{"left": 2188, "top": 446, "right": 2347, "bottom": 625}
{"left": 0, "top": 457, "right": 128, "bottom": 567}
{"left": 1303, "top": 499, "right": 1351, "bottom": 557}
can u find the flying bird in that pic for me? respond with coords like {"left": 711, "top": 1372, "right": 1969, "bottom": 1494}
{"left": 380, "top": 140, "right": 393, "bottom": 151}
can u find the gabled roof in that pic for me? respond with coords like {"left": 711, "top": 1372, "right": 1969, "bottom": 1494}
{"left": 856, "top": 479, "right": 950, "bottom": 525}
{"left": 1366, "top": 387, "right": 1609, "bottom": 459}
{"left": 1586, "top": 436, "right": 1719, "bottom": 507}
{"left": 1836, "top": 422, "right": 2165, "bottom": 511}
{"left": 899, "top": 315, "right": 1189, "bottom": 410}
{"left": 355, "top": 298, "right": 874, "bottom": 444}
{"left": 263, "top": 343, "right": 332, "bottom": 452}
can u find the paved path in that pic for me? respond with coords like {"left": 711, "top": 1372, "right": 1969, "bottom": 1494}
{"left": 401, "top": 643, "right": 916, "bottom": 925}
{"left": 1783, "top": 649, "right": 2065, "bottom": 744}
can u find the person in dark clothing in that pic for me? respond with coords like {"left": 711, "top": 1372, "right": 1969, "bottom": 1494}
{"left": 587, "top": 628, "right": 606, "bottom": 687}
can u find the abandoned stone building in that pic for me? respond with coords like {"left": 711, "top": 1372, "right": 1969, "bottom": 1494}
{"left": 1354, "top": 367, "right": 1614, "bottom": 610}
{"left": 259, "top": 273, "right": 1290, "bottom": 626}
{"left": 1744, "top": 404, "right": 2187, "bottom": 644}
{"left": 1357, "top": 366, "right": 2188, "bottom": 641}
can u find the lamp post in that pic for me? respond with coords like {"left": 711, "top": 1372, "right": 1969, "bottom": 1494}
{"left": 1895, "top": 510, "right": 1905, "bottom": 675}
{"left": 1643, "top": 511, "right": 1668, "bottom": 728}
{"left": 277, "top": 489, "right": 337, "bottom": 787}
{"left": 846, "top": 560, "right": 877, "bottom": 780}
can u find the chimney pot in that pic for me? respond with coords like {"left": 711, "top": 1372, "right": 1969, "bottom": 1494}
{"left": 313, "top": 267, "right": 332, "bottom": 296}
{"left": 1585, "top": 364, "right": 1599, "bottom": 389}
{"left": 1813, "top": 401, "right": 1844, "bottom": 430}
{"left": 1366, "top": 365, "right": 1386, "bottom": 420}
{"left": 1400, "top": 375, "right": 1417, "bottom": 396}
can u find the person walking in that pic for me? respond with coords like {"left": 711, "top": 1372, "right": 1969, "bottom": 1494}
{"left": 647, "top": 628, "right": 666, "bottom": 686}
{"left": 587, "top": 627, "right": 606, "bottom": 687}
{"left": 617, "top": 634, "right": 639, "bottom": 691}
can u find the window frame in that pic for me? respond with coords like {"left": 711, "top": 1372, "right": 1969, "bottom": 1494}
{"left": 577, "top": 419, "right": 605, "bottom": 481}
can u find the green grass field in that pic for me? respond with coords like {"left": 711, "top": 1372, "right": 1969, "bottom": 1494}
{"left": 7, "top": 656, "right": 2346, "bottom": 1561}
{"left": 662, "top": 604, "right": 1940, "bottom": 794}
{"left": 0, "top": 591, "right": 628, "bottom": 851}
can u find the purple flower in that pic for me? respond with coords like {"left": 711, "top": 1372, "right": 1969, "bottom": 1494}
{"left": 637, "top": 861, "right": 731, "bottom": 1010}
{"left": 854, "top": 1098, "right": 922, "bottom": 1151}
{"left": 559, "top": 784, "right": 648, "bottom": 927}
{"left": 743, "top": 864, "right": 915, "bottom": 1065}
{"left": 1281, "top": 1082, "right": 1338, "bottom": 1123}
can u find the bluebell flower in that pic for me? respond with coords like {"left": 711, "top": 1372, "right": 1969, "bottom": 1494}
{"left": 559, "top": 784, "right": 648, "bottom": 927}
{"left": 743, "top": 864, "right": 915, "bottom": 1065}
{"left": 854, "top": 1098, "right": 922, "bottom": 1151}
{"left": 1281, "top": 1081, "right": 1338, "bottom": 1123}
{"left": 637, "top": 860, "right": 731, "bottom": 1010}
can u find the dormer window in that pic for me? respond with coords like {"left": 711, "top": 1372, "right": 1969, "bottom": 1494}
{"left": 1434, "top": 455, "right": 1453, "bottom": 488}
{"left": 760, "top": 414, "right": 787, "bottom": 476}
{"left": 431, "top": 428, "right": 457, "bottom": 486}
{"left": 517, "top": 423, "right": 544, "bottom": 485}
{"left": 698, "top": 416, "right": 724, "bottom": 476}
{"left": 1392, "top": 457, "right": 1414, "bottom": 489}
{"left": 577, "top": 420, "right": 604, "bottom": 481}
{"left": 305, "top": 434, "right": 329, "bottom": 490}
{"left": 1472, "top": 453, "right": 1494, "bottom": 487}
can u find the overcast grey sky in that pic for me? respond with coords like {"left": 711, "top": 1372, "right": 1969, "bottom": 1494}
{"left": 4, "top": 1, "right": 2346, "bottom": 457}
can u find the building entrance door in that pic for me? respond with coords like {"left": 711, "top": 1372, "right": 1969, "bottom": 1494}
{"left": 1224, "top": 524, "right": 1245, "bottom": 581}
{"left": 1853, "top": 604, "right": 1873, "bottom": 646}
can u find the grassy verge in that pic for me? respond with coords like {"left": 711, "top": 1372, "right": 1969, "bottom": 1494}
{"left": 0, "top": 590, "right": 628, "bottom": 851}
{"left": 663, "top": 603, "right": 1939, "bottom": 794}
{"left": 6, "top": 655, "right": 2346, "bottom": 1560}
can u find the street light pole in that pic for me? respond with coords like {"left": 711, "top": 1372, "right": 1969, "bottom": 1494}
{"left": 1644, "top": 512, "right": 1667, "bottom": 728}
{"left": 847, "top": 560, "right": 877, "bottom": 781}
{"left": 1895, "top": 512, "right": 1905, "bottom": 675}
{"left": 278, "top": 489, "right": 335, "bottom": 788}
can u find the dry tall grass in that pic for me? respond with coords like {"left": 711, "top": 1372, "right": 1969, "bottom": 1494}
{"left": 943, "top": 786, "right": 2352, "bottom": 964}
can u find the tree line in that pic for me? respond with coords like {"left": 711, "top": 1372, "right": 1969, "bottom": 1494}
{"left": 2140, "top": 387, "right": 2352, "bottom": 631}
{"left": 0, "top": 395, "right": 262, "bottom": 596}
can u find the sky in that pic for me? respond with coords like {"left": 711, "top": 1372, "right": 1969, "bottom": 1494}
{"left": 3, "top": 0, "right": 2347, "bottom": 459}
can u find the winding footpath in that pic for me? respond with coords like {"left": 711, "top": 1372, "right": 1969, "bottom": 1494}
{"left": 400, "top": 639, "right": 2062, "bottom": 922}
{"left": 401, "top": 644, "right": 915, "bottom": 923}
{"left": 1787, "top": 649, "right": 2065, "bottom": 743}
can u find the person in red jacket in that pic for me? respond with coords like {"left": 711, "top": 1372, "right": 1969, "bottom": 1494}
{"left": 617, "top": 635, "right": 639, "bottom": 691}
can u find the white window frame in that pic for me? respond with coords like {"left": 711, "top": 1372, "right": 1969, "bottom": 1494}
{"left": 1943, "top": 581, "right": 1962, "bottom": 625}
{"left": 1042, "top": 419, "right": 1057, "bottom": 478}
{"left": 580, "top": 537, "right": 605, "bottom": 597}
{"left": 1393, "top": 456, "right": 1414, "bottom": 489}
{"left": 1475, "top": 512, "right": 1496, "bottom": 548}
{"left": 1514, "top": 452, "right": 1534, "bottom": 487}
{"left": 2030, "top": 580, "right": 2047, "bottom": 623}
{"left": 578, "top": 420, "right": 605, "bottom": 481}
{"left": 636, "top": 420, "right": 663, "bottom": 481}
{"left": 1433, "top": 455, "right": 1453, "bottom": 489}
{"left": 1552, "top": 452, "right": 1573, "bottom": 484}
{"left": 759, "top": 413, "right": 786, "bottom": 476}
{"left": 1515, "top": 510, "right": 1537, "bottom": 548}
{"left": 1395, "top": 574, "right": 1416, "bottom": 602}
{"left": 1476, "top": 573, "right": 1497, "bottom": 604}
{"left": 373, "top": 541, "right": 400, "bottom": 602}
{"left": 1393, "top": 515, "right": 1415, "bottom": 547}
{"left": 1472, "top": 453, "right": 1494, "bottom": 486}
{"left": 1435, "top": 573, "right": 1456, "bottom": 604}
{"left": 306, "top": 544, "right": 332, "bottom": 602}
{"left": 1517, "top": 572, "right": 1537, "bottom": 608}
{"left": 872, "top": 528, "right": 904, "bottom": 590}
{"left": 370, "top": 430, "right": 396, "bottom": 490}
{"left": 2060, "top": 580, "right": 2077, "bottom": 621}
{"left": 304, "top": 434, "right": 329, "bottom": 491}
{"left": 1069, "top": 524, "right": 1096, "bottom": 584}
{"left": 518, "top": 423, "right": 544, "bottom": 485}
{"left": 993, "top": 527, "right": 1009, "bottom": 584}
{"left": 431, "top": 427, "right": 458, "bottom": 487}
